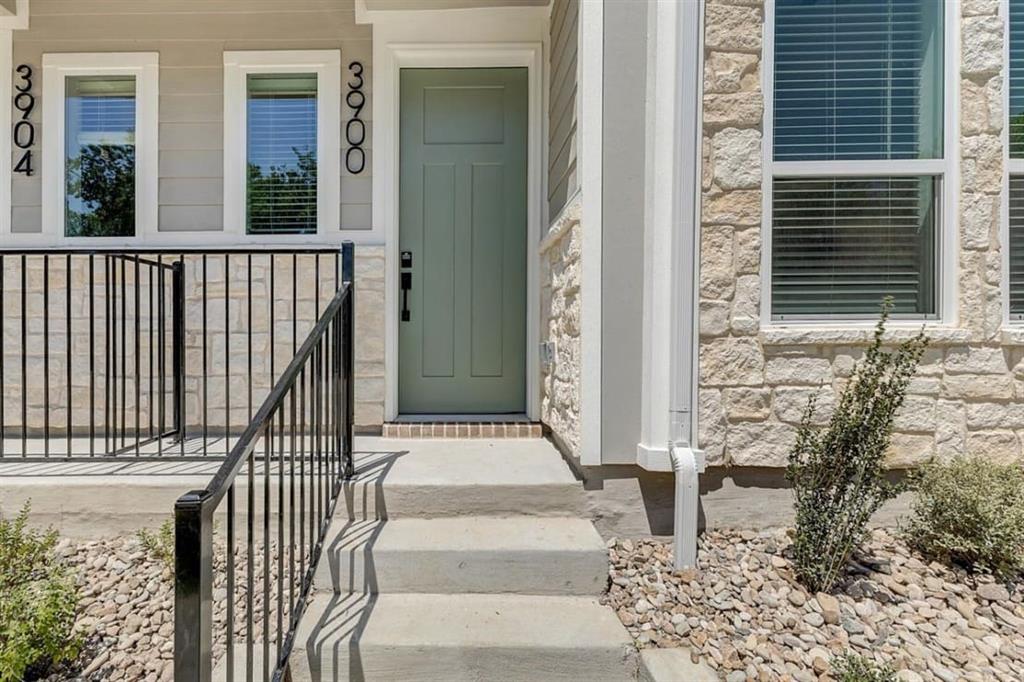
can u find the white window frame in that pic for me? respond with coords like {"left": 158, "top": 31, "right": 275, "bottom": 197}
{"left": 1004, "top": 0, "right": 1024, "bottom": 324}
{"left": 223, "top": 50, "right": 340, "bottom": 242}
{"left": 41, "top": 52, "right": 159, "bottom": 244}
{"left": 761, "top": 0, "right": 959, "bottom": 326}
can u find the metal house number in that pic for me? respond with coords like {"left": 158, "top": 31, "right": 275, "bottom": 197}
{"left": 13, "top": 64, "right": 34, "bottom": 176}
{"left": 345, "top": 61, "right": 366, "bottom": 174}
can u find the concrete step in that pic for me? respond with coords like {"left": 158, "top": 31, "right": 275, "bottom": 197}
{"left": 291, "top": 592, "right": 637, "bottom": 681}
{"left": 343, "top": 438, "right": 585, "bottom": 519}
{"left": 315, "top": 516, "right": 609, "bottom": 595}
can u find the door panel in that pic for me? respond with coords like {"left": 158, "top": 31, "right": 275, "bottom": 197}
{"left": 399, "top": 68, "right": 528, "bottom": 414}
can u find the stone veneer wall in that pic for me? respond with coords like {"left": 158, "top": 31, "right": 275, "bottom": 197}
{"left": 0, "top": 247, "right": 385, "bottom": 436}
{"left": 699, "top": 0, "right": 1024, "bottom": 467}
{"left": 540, "top": 195, "right": 583, "bottom": 458}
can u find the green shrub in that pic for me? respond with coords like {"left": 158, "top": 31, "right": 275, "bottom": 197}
{"left": 0, "top": 503, "right": 80, "bottom": 682}
{"left": 831, "top": 653, "right": 897, "bottom": 682}
{"left": 787, "top": 300, "right": 927, "bottom": 592}
{"left": 137, "top": 516, "right": 175, "bottom": 573}
{"left": 902, "top": 457, "right": 1024, "bottom": 578}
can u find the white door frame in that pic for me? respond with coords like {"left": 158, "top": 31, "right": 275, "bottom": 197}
{"left": 373, "top": 41, "right": 545, "bottom": 422}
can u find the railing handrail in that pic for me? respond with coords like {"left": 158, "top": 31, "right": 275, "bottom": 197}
{"left": 174, "top": 241, "right": 355, "bottom": 682}
{"left": 193, "top": 280, "right": 350, "bottom": 513}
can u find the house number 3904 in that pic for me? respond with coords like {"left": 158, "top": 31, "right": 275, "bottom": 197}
{"left": 13, "top": 64, "right": 34, "bottom": 176}
{"left": 345, "top": 61, "right": 365, "bottom": 174}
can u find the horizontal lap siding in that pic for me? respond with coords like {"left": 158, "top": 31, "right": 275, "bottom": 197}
{"left": 548, "top": 0, "right": 578, "bottom": 223}
{"left": 12, "top": 0, "right": 372, "bottom": 235}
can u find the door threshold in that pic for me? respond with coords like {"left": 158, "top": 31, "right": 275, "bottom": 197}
{"left": 383, "top": 416, "right": 541, "bottom": 439}
{"left": 394, "top": 414, "right": 530, "bottom": 423}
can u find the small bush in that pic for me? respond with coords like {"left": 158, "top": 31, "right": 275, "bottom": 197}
{"left": 787, "top": 300, "right": 927, "bottom": 592}
{"left": 0, "top": 503, "right": 80, "bottom": 682}
{"left": 902, "top": 458, "right": 1024, "bottom": 578}
{"left": 138, "top": 516, "right": 175, "bottom": 572}
{"left": 831, "top": 653, "right": 897, "bottom": 682}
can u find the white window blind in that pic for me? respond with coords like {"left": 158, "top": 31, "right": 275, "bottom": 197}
{"left": 772, "top": 176, "right": 938, "bottom": 319}
{"left": 1010, "top": 0, "right": 1024, "bottom": 158}
{"left": 1010, "top": 177, "right": 1024, "bottom": 319}
{"left": 246, "top": 73, "right": 318, "bottom": 235}
{"left": 773, "top": 0, "right": 943, "bottom": 161}
{"left": 64, "top": 75, "right": 136, "bottom": 237}
{"left": 769, "top": 0, "right": 944, "bottom": 320}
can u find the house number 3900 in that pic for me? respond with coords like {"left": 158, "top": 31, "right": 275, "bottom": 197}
{"left": 13, "top": 64, "right": 34, "bottom": 176}
{"left": 345, "top": 61, "right": 365, "bottom": 174}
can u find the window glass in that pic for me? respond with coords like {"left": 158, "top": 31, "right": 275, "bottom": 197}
{"left": 65, "top": 75, "right": 136, "bottom": 237}
{"left": 246, "top": 73, "right": 318, "bottom": 235}
{"left": 771, "top": 176, "right": 938, "bottom": 318}
{"left": 773, "top": 0, "right": 944, "bottom": 161}
{"left": 1009, "top": 177, "right": 1024, "bottom": 319}
{"left": 1010, "top": 0, "right": 1024, "bottom": 158}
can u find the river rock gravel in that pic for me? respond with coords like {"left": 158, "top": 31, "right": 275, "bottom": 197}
{"left": 36, "top": 535, "right": 285, "bottom": 682}
{"left": 603, "top": 529, "right": 1024, "bottom": 681}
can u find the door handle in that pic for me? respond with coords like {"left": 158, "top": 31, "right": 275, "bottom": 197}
{"left": 401, "top": 271, "right": 412, "bottom": 321}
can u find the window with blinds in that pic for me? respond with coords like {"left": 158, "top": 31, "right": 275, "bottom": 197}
{"left": 774, "top": 0, "right": 943, "bottom": 161}
{"left": 769, "top": 0, "right": 944, "bottom": 319}
{"left": 64, "top": 75, "right": 137, "bottom": 237}
{"left": 772, "top": 177, "right": 938, "bottom": 319}
{"left": 1010, "top": 0, "right": 1024, "bottom": 158}
{"left": 1010, "top": 178, "right": 1024, "bottom": 319}
{"left": 246, "top": 73, "right": 318, "bottom": 235}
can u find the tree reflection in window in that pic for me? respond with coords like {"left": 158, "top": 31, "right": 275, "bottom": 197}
{"left": 246, "top": 73, "right": 318, "bottom": 235}
{"left": 64, "top": 75, "right": 136, "bottom": 238}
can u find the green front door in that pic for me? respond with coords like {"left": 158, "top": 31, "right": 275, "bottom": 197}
{"left": 398, "top": 68, "right": 528, "bottom": 414}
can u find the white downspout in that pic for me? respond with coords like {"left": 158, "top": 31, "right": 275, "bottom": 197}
{"left": 669, "top": 445, "right": 703, "bottom": 570}
{"left": 668, "top": 0, "right": 706, "bottom": 572}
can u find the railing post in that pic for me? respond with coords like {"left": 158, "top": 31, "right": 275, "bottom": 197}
{"left": 174, "top": 491, "right": 214, "bottom": 682}
{"left": 172, "top": 261, "right": 186, "bottom": 441}
{"left": 341, "top": 242, "right": 354, "bottom": 479}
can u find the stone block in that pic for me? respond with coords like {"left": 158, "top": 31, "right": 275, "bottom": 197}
{"left": 703, "top": 51, "right": 759, "bottom": 94}
{"left": 966, "top": 402, "right": 1024, "bottom": 429}
{"left": 773, "top": 386, "right": 835, "bottom": 426}
{"left": 701, "top": 189, "right": 761, "bottom": 226}
{"left": 712, "top": 128, "right": 762, "bottom": 190}
{"left": 700, "top": 337, "right": 765, "bottom": 386}
{"left": 727, "top": 421, "right": 798, "bottom": 467}
{"left": 703, "top": 92, "right": 763, "bottom": 128}
{"left": 700, "top": 299, "right": 731, "bottom": 338}
{"left": 722, "top": 387, "right": 771, "bottom": 421}
{"left": 885, "top": 433, "right": 935, "bottom": 469}
{"left": 700, "top": 225, "right": 735, "bottom": 298}
{"left": 704, "top": 3, "right": 763, "bottom": 53}
{"left": 966, "top": 430, "right": 1021, "bottom": 464}
{"left": 961, "top": 15, "right": 1003, "bottom": 76}
{"left": 892, "top": 395, "right": 937, "bottom": 433}
{"left": 733, "top": 227, "right": 760, "bottom": 275}
{"left": 763, "top": 356, "right": 831, "bottom": 386}
{"left": 944, "top": 346, "right": 1008, "bottom": 375}
{"left": 942, "top": 374, "right": 1015, "bottom": 401}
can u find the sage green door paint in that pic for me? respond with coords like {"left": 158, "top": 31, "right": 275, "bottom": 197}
{"left": 399, "top": 68, "right": 528, "bottom": 414}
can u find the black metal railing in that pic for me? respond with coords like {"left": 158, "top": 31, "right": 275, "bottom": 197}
{"left": 0, "top": 246, "right": 344, "bottom": 459}
{"left": 174, "top": 242, "right": 354, "bottom": 681}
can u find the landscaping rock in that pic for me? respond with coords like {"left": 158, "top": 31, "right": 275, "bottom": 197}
{"left": 604, "top": 529, "right": 1024, "bottom": 681}
{"left": 38, "top": 535, "right": 287, "bottom": 681}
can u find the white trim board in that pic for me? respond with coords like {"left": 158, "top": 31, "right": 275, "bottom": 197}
{"left": 41, "top": 52, "right": 159, "bottom": 246}
{"left": 368, "top": 7, "right": 547, "bottom": 424}
{"left": 578, "top": 0, "right": 603, "bottom": 466}
{"left": 223, "top": 50, "right": 341, "bottom": 241}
